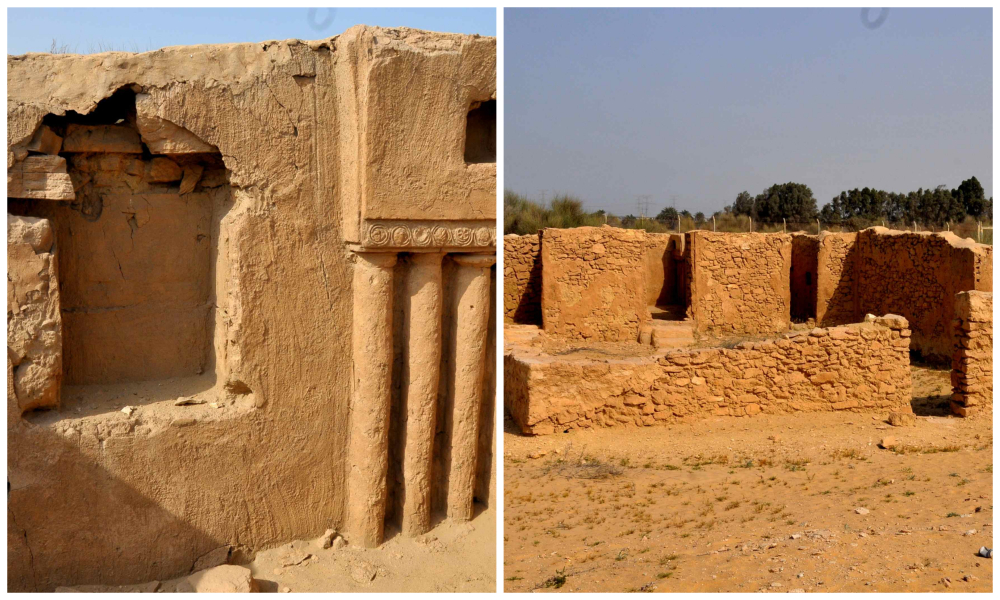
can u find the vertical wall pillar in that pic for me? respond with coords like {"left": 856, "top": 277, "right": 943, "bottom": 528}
{"left": 348, "top": 251, "right": 397, "bottom": 547}
{"left": 401, "top": 252, "right": 444, "bottom": 536}
{"left": 447, "top": 253, "right": 496, "bottom": 521}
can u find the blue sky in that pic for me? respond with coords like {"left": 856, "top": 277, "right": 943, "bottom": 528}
{"left": 7, "top": 8, "right": 495, "bottom": 55}
{"left": 505, "top": 8, "right": 992, "bottom": 216}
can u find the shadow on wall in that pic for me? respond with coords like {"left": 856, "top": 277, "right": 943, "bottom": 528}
{"left": 511, "top": 258, "right": 542, "bottom": 324}
{"left": 7, "top": 424, "right": 221, "bottom": 592}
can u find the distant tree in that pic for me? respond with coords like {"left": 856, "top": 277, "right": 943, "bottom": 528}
{"left": 694, "top": 211, "right": 705, "bottom": 223}
{"left": 680, "top": 210, "right": 692, "bottom": 219}
{"left": 621, "top": 214, "right": 637, "bottom": 227}
{"left": 731, "top": 191, "right": 753, "bottom": 216}
{"left": 954, "top": 176, "right": 987, "bottom": 217}
{"left": 655, "top": 206, "right": 678, "bottom": 224}
{"left": 748, "top": 182, "right": 818, "bottom": 224}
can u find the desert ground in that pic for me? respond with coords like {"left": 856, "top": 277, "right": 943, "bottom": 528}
{"left": 504, "top": 366, "right": 992, "bottom": 593}
{"left": 55, "top": 506, "right": 495, "bottom": 593}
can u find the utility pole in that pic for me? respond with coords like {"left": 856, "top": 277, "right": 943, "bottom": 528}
{"left": 636, "top": 195, "right": 651, "bottom": 228}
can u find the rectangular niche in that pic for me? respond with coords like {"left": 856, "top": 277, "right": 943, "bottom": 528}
{"left": 463, "top": 99, "right": 496, "bottom": 164}
{"left": 59, "top": 193, "right": 213, "bottom": 384}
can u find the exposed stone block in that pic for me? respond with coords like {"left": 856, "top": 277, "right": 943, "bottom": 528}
{"left": 7, "top": 214, "right": 62, "bottom": 413}
{"left": 136, "top": 111, "right": 217, "bottom": 154}
{"left": 7, "top": 155, "right": 75, "bottom": 201}
{"left": 62, "top": 124, "right": 143, "bottom": 153}
{"left": 26, "top": 125, "right": 63, "bottom": 155}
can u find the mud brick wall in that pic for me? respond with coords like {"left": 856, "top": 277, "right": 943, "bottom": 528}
{"left": 503, "top": 233, "right": 542, "bottom": 324}
{"left": 816, "top": 232, "right": 859, "bottom": 326}
{"left": 790, "top": 234, "right": 818, "bottom": 321}
{"left": 506, "top": 316, "right": 913, "bottom": 435}
{"left": 951, "top": 291, "right": 992, "bottom": 417}
{"left": 688, "top": 231, "right": 792, "bottom": 334}
{"left": 856, "top": 228, "right": 992, "bottom": 361}
{"left": 541, "top": 226, "right": 647, "bottom": 342}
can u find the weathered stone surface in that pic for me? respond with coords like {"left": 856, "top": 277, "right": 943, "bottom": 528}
{"left": 26, "top": 124, "right": 63, "bottom": 154}
{"left": 856, "top": 228, "right": 991, "bottom": 361}
{"left": 7, "top": 25, "right": 495, "bottom": 593}
{"left": 689, "top": 231, "right": 792, "bottom": 335}
{"left": 186, "top": 565, "right": 258, "bottom": 593}
{"left": 136, "top": 111, "right": 217, "bottom": 154}
{"left": 541, "top": 226, "right": 648, "bottom": 342}
{"left": 7, "top": 155, "right": 75, "bottom": 200}
{"left": 146, "top": 157, "right": 182, "bottom": 182}
{"left": 503, "top": 233, "right": 542, "bottom": 324}
{"left": 7, "top": 214, "right": 62, "bottom": 413}
{"left": 505, "top": 318, "right": 912, "bottom": 434}
{"left": 951, "top": 290, "right": 992, "bottom": 417}
{"left": 62, "top": 124, "right": 143, "bottom": 153}
{"left": 191, "top": 545, "right": 230, "bottom": 572}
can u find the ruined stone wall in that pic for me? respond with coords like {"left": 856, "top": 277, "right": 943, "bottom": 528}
{"left": 503, "top": 233, "right": 541, "bottom": 324}
{"left": 688, "top": 231, "right": 791, "bottom": 334}
{"left": 540, "top": 226, "right": 647, "bottom": 342}
{"left": 951, "top": 291, "right": 992, "bottom": 417}
{"left": 816, "top": 232, "right": 858, "bottom": 327}
{"left": 856, "top": 228, "right": 992, "bottom": 361}
{"left": 7, "top": 27, "right": 495, "bottom": 591}
{"left": 506, "top": 316, "right": 912, "bottom": 435}
{"left": 790, "top": 234, "right": 818, "bottom": 321}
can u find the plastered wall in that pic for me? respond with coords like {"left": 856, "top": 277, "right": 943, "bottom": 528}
{"left": 503, "top": 232, "right": 542, "bottom": 324}
{"left": 688, "top": 231, "right": 792, "bottom": 335}
{"left": 506, "top": 316, "right": 913, "bottom": 435}
{"left": 7, "top": 26, "right": 495, "bottom": 591}
{"left": 540, "top": 226, "right": 647, "bottom": 342}
{"left": 950, "top": 291, "right": 992, "bottom": 417}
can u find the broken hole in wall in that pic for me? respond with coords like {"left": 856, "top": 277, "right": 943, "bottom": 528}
{"left": 8, "top": 85, "right": 237, "bottom": 412}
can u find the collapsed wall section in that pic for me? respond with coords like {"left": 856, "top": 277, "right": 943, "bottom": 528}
{"left": 950, "top": 291, "right": 992, "bottom": 417}
{"left": 540, "top": 225, "right": 647, "bottom": 342}
{"left": 505, "top": 316, "right": 913, "bottom": 435}
{"left": 502, "top": 232, "right": 541, "bottom": 324}
{"left": 688, "top": 231, "right": 791, "bottom": 335}
{"left": 856, "top": 228, "right": 992, "bottom": 361}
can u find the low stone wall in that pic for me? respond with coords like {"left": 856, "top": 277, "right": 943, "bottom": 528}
{"left": 688, "top": 231, "right": 791, "bottom": 335}
{"left": 505, "top": 316, "right": 913, "bottom": 435}
{"left": 816, "top": 232, "right": 858, "bottom": 326}
{"left": 856, "top": 228, "right": 992, "bottom": 361}
{"left": 503, "top": 233, "right": 541, "bottom": 324}
{"left": 540, "top": 226, "right": 647, "bottom": 342}
{"left": 951, "top": 291, "right": 992, "bottom": 417}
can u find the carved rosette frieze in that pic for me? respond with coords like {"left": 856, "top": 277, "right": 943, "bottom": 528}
{"left": 361, "top": 220, "right": 496, "bottom": 251}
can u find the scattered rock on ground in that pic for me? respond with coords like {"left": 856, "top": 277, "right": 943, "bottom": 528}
{"left": 187, "top": 565, "right": 258, "bottom": 593}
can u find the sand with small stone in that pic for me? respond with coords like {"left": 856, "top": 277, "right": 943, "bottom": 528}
{"left": 504, "top": 366, "right": 992, "bottom": 593}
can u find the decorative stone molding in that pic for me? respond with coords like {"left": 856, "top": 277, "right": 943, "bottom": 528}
{"left": 360, "top": 220, "right": 496, "bottom": 251}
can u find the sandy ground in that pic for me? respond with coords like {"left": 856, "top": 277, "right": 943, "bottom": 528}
{"left": 57, "top": 505, "right": 495, "bottom": 592}
{"left": 245, "top": 506, "right": 496, "bottom": 593}
{"left": 503, "top": 366, "right": 992, "bottom": 593}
